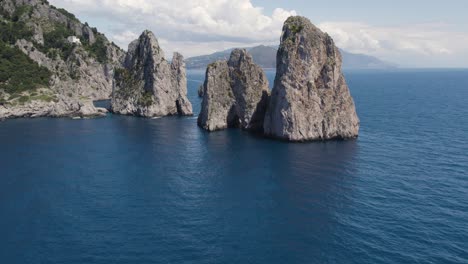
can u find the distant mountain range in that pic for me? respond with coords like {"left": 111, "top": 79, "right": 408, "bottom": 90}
{"left": 339, "top": 50, "right": 398, "bottom": 70}
{"left": 186, "top": 45, "right": 397, "bottom": 70}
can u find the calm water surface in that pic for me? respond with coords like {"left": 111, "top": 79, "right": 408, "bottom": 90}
{"left": 0, "top": 69, "right": 467, "bottom": 263}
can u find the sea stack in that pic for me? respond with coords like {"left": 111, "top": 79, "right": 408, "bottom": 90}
{"left": 111, "top": 30, "right": 192, "bottom": 117}
{"left": 264, "top": 16, "right": 360, "bottom": 141}
{"left": 198, "top": 49, "right": 269, "bottom": 132}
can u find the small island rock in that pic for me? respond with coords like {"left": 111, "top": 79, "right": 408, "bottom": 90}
{"left": 111, "top": 30, "right": 192, "bottom": 117}
{"left": 264, "top": 16, "right": 360, "bottom": 141}
{"left": 197, "top": 49, "right": 269, "bottom": 132}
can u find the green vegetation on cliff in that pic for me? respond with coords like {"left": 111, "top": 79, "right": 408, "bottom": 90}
{"left": 138, "top": 91, "right": 154, "bottom": 107}
{"left": 0, "top": 20, "right": 33, "bottom": 44}
{"left": 55, "top": 7, "right": 79, "bottom": 22}
{"left": 0, "top": 2, "right": 119, "bottom": 96}
{"left": 82, "top": 35, "right": 108, "bottom": 63}
{"left": 40, "top": 23, "right": 75, "bottom": 60}
{"left": 0, "top": 42, "right": 51, "bottom": 94}
{"left": 12, "top": 5, "right": 33, "bottom": 21}
{"left": 0, "top": 6, "right": 51, "bottom": 94}
{"left": 114, "top": 68, "right": 136, "bottom": 97}
{"left": 0, "top": 5, "right": 51, "bottom": 94}
{"left": 115, "top": 67, "right": 154, "bottom": 107}
{"left": 1, "top": 3, "right": 109, "bottom": 63}
{"left": 39, "top": 23, "right": 109, "bottom": 63}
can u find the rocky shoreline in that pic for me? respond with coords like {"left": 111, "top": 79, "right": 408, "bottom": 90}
{"left": 0, "top": 101, "right": 108, "bottom": 119}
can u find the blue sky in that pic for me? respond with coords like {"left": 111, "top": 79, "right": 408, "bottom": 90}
{"left": 253, "top": 0, "right": 467, "bottom": 28}
{"left": 50, "top": 0, "right": 468, "bottom": 67}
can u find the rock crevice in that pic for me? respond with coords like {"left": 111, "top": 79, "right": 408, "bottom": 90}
{"left": 197, "top": 49, "right": 269, "bottom": 132}
{"left": 111, "top": 30, "right": 192, "bottom": 117}
{"left": 264, "top": 16, "right": 359, "bottom": 141}
{"left": 198, "top": 16, "right": 359, "bottom": 141}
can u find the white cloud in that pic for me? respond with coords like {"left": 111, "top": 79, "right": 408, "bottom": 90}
{"left": 318, "top": 22, "right": 468, "bottom": 67}
{"left": 52, "top": 0, "right": 296, "bottom": 56}
{"left": 51, "top": 0, "right": 468, "bottom": 67}
{"left": 111, "top": 30, "right": 139, "bottom": 46}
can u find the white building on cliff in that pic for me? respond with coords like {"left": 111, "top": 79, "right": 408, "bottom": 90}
{"left": 67, "top": 36, "right": 81, "bottom": 45}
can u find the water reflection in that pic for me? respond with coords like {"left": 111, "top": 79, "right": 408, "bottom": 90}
{"left": 147, "top": 120, "right": 361, "bottom": 262}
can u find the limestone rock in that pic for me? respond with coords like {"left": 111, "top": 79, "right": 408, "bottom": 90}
{"left": 82, "top": 26, "right": 96, "bottom": 45}
{"left": 197, "top": 61, "right": 235, "bottom": 131}
{"left": 0, "top": 0, "right": 125, "bottom": 119}
{"left": 197, "top": 49, "right": 269, "bottom": 132}
{"left": 0, "top": 98, "right": 56, "bottom": 118}
{"left": 111, "top": 30, "right": 192, "bottom": 117}
{"left": 228, "top": 49, "right": 269, "bottom": 131}
{"left": 264, "top": 16, "right": 360, "bottom": 141}
{"left": 171, "top": 52, "right": 193, "bottom": 115}
{"left": 0, "top": 91, "right": 107, "bottom": 119}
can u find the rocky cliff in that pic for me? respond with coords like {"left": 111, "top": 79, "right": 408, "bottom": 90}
{"left": 198, "top": 49, "right": 269, "bottom": 132}
{"left": 0, "top": 0, "right": 124, "bottom": 119}
{"left": 264, "top": 16, "right": 359, "bottom": 141}
{"left": 111, "top": 30, "right": 192, "bottom": 117}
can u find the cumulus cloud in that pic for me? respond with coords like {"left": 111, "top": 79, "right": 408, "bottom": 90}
{"left": 318, "top": 22, "right": 468, "bottom": 67}
{"left": 111, "top": 30, "right": 139, "bottom": 46}
{"left": 50, "top": 0, "right": 468, "bottom": 67}
{"left": 51, "top": 0, "right": 296, "bottom": 56}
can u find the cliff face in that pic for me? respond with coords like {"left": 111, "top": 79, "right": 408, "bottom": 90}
{"left": 228, "top": 49, "right": 270, "bottom": 131}
{"left": 197, "top": 49, "right": 269, "bottom": 132}
{"left": 0, "top": 0, "right": 124, "bottom": 118}
{"left": 111, "top": 31, "right": 192, "bottom": 117}
{"left": 197, "top": 61, "right": 235, "bottom": 131}
{"left": 264, "top": 16, "right": 359, "bottom": 141}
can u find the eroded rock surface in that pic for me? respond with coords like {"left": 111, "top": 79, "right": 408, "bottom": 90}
{"left": 197, "top": 49, "right": 269, "bottom": 132}
{"left": 111, "top": 31, "right": 192, "bottom": 117}
{"left": 0, "top": 0, "right": 125, "bottom": 119}
{"left": 264, "top": 16, "right": 359, "bottom": 141}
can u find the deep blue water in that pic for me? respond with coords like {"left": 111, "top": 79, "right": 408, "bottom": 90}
{"left": 1, "top": 69, "right": 467, "bottom": 263}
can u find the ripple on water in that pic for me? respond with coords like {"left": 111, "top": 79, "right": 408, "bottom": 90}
{"left": 0, "top": 69, "right": 467, "bottom": 263}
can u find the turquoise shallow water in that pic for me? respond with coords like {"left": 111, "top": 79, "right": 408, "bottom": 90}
{"left": 0, "top": 69, "right": 467, "bottom": 263}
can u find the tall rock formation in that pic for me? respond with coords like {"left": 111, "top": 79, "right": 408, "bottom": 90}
{"left": 198, "top": 61, "right": 236, "bottom": 131}
{"left": 198, "top": 49, "right": 269, "bottom": 132}
{"left": 228, "top": 49, "right": 270, "bottom": 131}
{"left": 111, "top": 30, "right": 192, "bottom": 117}
{"left": 264, "top": 16, "right": 359, "bottom": 141}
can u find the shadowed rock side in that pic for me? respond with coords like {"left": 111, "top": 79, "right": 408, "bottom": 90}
{"left": 197, "top": 49, "right": 269, "bottom": 132}
{"left": 264, "top": 16, "right": 360, "bottom": 141}
{"left": 228, "top": 49, "right": 270, "bottom": 131}
{"left": 111, "top": 30, "right": 192, "bottom": 117}
{"left": 198, "top": 85, "right": 204, "bottom": 97}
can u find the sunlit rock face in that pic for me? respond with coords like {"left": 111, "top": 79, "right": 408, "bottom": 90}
{"left": 112, "top": 30, "right": 192, "bottom": 117}
{"left": 264, "top": 16, "right": 360, "bottom": 141}
{"left": 198, "top": 49, "right": 269, "bottom": 132}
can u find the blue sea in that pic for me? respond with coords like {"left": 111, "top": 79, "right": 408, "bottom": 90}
{"left": 0, "top": 69, "right": 467, "bottom": 263}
